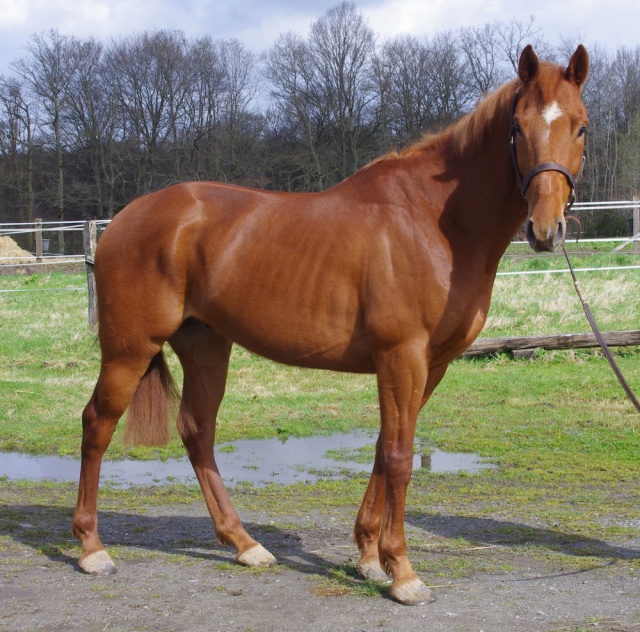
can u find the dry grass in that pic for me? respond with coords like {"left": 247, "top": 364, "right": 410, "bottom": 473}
{"left": 0, "top": 236, "right": 35, "bottom": 264}
{"left": 485, "top": 270, "right": 640, "bottom": 336}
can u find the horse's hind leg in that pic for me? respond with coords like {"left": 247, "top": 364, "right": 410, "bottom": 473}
{"left": 73, "top": 351, "right": 159, "bottom": 574}
{"left": 170, "top": 320, "right": 276, "bottom": 566}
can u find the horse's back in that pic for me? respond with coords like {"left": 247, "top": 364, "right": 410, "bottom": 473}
{"left": 95, "top": 182, "right": 382, "bottom": 370}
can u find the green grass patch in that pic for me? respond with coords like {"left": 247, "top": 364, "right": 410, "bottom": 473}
{"left": 1, "top": 263, "right": 639, "bottom": 461}
{"left": 312, "top": 564, "right": 385, "bottom": 598}
{"left": 490, "top": 244, "right": 640, "bottom": 336}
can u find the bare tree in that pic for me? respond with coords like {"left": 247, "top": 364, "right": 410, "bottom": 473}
{"left": 613, "top": 46, "right": 640, "bottom": 133}
{"left": 266, "top": 31, "right": 328, "bottom": 190}
{"left": 105, "top": 30, "right": 191, "bottom": 195}
{"left": 580, "top": 45, "right": 619, "bottom": 201}
{"left": 426, "top": 31, "right": 472, "bottom": 127}
{"left": 183, "top": 37, "right": 227, "bottom": 181}
{"left": 13, "top": 30, "right": 80, "bottom": 251}
{"left": 378, "top": 35, "right": 433, "bottom": 143}
{"left": 495, "top": 16, "right": 552, "bottom": 71}
{"left": 309, "top": 1, "right": 376, "bottom": 180}
{"left": 59, "top": 38, "right": 113, "bottom": 218}
{"left": 266, "top": 3, "right": 378, "bottom": 190}
{"left": 613, "top": 46, "right": 640, "bottom": 198}
{"left": 459, "top": 22, "right": 510, "bottom": 94}
{"left": 218, "top": 39, "right": 261, "bottom": 181}
{"left": 0, "top": 76, "right": 37, "bottom": 227}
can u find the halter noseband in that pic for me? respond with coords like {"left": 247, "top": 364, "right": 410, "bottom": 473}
{"left": 509, "top": 90, "right": 585, "bottom": 214}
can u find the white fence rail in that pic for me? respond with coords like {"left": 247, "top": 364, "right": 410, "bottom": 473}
{"left": 0, "top": 200, "right": 638, "bottom": 274}
{"left": 0, "top": 220, "right": 110, "bottom": 268}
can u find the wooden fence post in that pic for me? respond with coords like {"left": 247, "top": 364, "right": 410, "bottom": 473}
{"left": 35, "top": 218, "right": 43, "bottom": 262}
{"left": 84, "top": 220, "right": 98, "bottom": 329}
{"left": 634, "top": 195, "right": 639, "bottom": 254}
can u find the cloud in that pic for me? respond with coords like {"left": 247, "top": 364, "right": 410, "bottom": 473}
{"left": 0, "top": 0, "right": 636, "bottom": 73}
{"left": 366, "top": 0, "right": 638, "bottom": 52}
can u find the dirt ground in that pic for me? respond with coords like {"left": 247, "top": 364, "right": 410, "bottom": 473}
{"left": 2, "top": 489, "right": 640, "bottom": 632}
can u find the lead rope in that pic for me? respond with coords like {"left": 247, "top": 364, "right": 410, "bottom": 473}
{"left": 561, "top": 242, "right": 640, "bottom": 413}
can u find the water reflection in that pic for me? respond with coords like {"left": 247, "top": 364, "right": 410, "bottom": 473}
{"left": 0, "top": 431, "right": 493, "bottom": 488}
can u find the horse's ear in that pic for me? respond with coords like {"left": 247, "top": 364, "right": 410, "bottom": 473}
{"left": 518, "top": 45, "right": 539, "bottom": 84}
{"left": 566, "top": 44, "right": 589, "bottom": 88}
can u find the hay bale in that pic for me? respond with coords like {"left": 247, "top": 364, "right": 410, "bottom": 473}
{"left": 0, "top": 235, "right": 36, "bottom": 265}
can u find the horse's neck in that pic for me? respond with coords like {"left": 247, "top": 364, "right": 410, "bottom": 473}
{"left": 344, "top": 92, "right": 525, "bottom": 265}
{"left": 435, "top": 112, "right": 526, "bottom": 263}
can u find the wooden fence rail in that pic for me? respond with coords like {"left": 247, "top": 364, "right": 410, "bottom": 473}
{"left": 465, "top": 330, "right": 640, "bottom": 357}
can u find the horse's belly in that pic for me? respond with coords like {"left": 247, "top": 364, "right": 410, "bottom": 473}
{"left": 193, "top": 295, "right": 375, "bottom": 373}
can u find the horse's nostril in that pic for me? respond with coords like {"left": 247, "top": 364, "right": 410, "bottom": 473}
{"left": 526, "top": 218, "right": 564, "bottom": 252}
{"left": 553, "top": 220, "right": 565, "bottom": 247}
{"left": 526, "top": 220, "right": 536, "bottom": 246}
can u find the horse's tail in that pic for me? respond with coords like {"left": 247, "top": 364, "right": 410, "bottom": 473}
{"left": 123, "top": 351, "right": 180, "bottom": 446}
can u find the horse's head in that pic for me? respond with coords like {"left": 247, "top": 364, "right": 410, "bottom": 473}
{"left": 511, "top": 45, "right": 589, "bottom": 252}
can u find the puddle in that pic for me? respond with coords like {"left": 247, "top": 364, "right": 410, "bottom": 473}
{"left": 0, "top": 431, "right": 494, "bottom": 487}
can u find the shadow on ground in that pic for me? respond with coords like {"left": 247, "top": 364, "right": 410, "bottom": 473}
{"left": 3, "top": 502, "right": 638, "bottom": 580}
{"left": 407, "top": 511, "right": 640, "bottom": 561}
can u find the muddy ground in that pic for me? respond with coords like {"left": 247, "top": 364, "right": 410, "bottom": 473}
{"left": 2, "top": 486, "right": 640, "bottom": 632}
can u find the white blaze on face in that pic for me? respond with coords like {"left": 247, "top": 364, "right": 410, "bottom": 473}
{"left": 540, "top": 101, "right": 563, "bottom": 145}
{"left": 542, "top": 101, "right": 563, "bottom": 126}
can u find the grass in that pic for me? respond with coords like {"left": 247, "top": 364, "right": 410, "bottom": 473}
{"left": 491, "top": 243, "right": 640, "bottom": 335}
{"left": 0, "top": 257, "right": 638, "bottom": 461}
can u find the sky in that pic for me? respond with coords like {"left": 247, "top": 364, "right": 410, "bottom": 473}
{"left": 0, "top": 0, "right": 638, "bottom": 74}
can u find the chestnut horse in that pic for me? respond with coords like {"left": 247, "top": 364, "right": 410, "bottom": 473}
{"left": 72, "top": 45, "right": 589, "bottom": 605}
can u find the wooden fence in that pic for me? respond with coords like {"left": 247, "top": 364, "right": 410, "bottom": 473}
{"left": 464, "top": 330, "right": 640, "bottom": 358}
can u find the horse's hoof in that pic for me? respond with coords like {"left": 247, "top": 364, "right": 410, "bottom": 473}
{"left": 78, "top": 550, "right": 117, "bottom": 575}
{"left": 389, "top": 578, "right": 435, "bottom": 606}
{"left": 236, "top": 544, "right": 277, "bottom": 567}
{"left": 356, "top": 559, "right": 390, "bottom": 582}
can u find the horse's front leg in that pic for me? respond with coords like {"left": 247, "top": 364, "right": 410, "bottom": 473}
{"left": 353, "top": 433, "right": 389, "bottom": 582}
{"left": 355, "top": 341, "right": 434, "bottom": 605}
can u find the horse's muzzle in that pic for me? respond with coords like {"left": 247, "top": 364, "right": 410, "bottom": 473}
{"left": 526, "top": 217, "right": 566, "bottom": 252}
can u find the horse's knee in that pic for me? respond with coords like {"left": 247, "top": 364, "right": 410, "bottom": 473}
{"left": 381, "top": 447, "right": 414, "bottom": 488}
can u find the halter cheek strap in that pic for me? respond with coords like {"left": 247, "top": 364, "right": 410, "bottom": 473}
{"left": 509, "top": 91, "right": 585, "bottom": 213}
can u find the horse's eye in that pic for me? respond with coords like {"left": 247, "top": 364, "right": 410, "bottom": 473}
{"left": 513, "top": 122, "right": 523, "bottom": 137}
{"left": 577, "top": 125, "right": 587, "bottom": 138}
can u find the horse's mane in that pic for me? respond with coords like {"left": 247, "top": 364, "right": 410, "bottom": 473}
{"left": 367, "top": 78, "right": 519, "bottom": 168}
{"left": 434, "top": 79, "right": 518, "bottom": 157}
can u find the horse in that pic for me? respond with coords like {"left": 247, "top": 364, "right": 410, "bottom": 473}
{"left": 72, "top": 45, "right": 589, "bottom": 605}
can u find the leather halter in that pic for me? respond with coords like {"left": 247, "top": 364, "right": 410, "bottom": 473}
{"left": 509, "top": 90, "right": 585, "bottom": 213}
